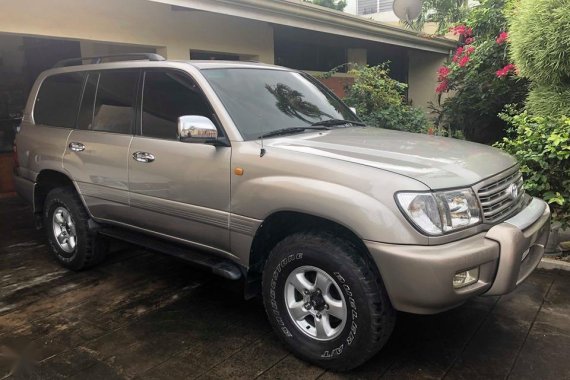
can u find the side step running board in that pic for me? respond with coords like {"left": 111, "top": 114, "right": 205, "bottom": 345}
{"left": 98, "top": 228, "right": 243, "bottom": 280}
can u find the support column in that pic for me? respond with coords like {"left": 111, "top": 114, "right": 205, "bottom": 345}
{"left": 162, "top": 44, "right": 189, "bottom": 60}
{"left": 347, "top": 48, "right": 367, "bottom": 69}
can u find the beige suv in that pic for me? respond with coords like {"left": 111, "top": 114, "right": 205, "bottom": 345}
{"left": 13, "top": 54, "right": 551, "bottom": 371}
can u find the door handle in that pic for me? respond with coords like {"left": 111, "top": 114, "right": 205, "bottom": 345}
{"left": 132, "top": 151, "right": 155, "bottom": 163}
{"left": 68, "top": 142, "right": 85, "bottom": 152}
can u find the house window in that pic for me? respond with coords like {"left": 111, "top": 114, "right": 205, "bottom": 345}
{"left": 357, "top": 0, "right": 394, "bottom": 15}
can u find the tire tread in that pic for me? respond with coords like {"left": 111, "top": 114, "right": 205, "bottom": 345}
{"left": 262, "top": 231, "right": 396, "bottom": 371}
{"left": 44, "top": 187, "right": 107, "bottom": 270}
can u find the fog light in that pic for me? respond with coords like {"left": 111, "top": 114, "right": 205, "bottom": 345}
{"left": 453, "top": 267, "right": 479, "bottom": 288}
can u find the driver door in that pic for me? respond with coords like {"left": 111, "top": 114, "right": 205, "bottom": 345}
{"left": 124, "top": 69, "right": 231, "bottom": 252}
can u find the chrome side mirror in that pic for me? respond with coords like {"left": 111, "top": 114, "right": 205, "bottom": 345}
{"left": 349, "top": 107, "right": 357, "bottom": 116}
{"left": 178, "top": 115, "right": 218, "bottom": 143}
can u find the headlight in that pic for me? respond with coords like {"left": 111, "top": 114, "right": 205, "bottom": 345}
{"left": 396, "top": 189, "right": 481, "bottom": 235}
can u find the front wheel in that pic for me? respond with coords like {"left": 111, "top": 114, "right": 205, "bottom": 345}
{"left": 262, "top": 232, "right": 396, "bottom": 371}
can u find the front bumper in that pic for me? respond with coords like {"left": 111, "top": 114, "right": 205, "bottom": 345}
{"left": 366, "top": 197, "right": 551, "bottom": 314}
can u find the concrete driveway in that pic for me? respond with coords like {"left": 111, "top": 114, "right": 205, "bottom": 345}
{"left": 1, "top": 195, "right": 569, "bottom": 380}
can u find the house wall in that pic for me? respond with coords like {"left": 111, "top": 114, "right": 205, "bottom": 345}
{"left": 318, "top": 76, "right": 356, "bottom": 99}
{"left": 0, "top": 0, "right": 274, "bottom": 62}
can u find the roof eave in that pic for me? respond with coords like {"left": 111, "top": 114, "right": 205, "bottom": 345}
{"left": 149, "top": 0, "right": 457, "bottom": 54}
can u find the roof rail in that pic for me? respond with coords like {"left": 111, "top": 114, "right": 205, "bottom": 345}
{"left": 54, "top": 53, "right": 166, "bottom": 68}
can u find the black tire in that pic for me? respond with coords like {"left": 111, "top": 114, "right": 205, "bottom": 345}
{"left": 261, "top": 232, "right": 396, "bottom": 371}
{"left": 43, "top": 187, "right": 108, "bottom": 271}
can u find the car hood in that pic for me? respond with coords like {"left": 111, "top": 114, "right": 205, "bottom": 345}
{"left": 268, "top": 127, "right": 517, "bottom": 189}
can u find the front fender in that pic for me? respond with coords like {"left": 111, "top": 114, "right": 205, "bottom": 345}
{"left": 231, "top": 175, "right": 427, "bottom": 245}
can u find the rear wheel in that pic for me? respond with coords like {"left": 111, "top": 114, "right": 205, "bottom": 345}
{"left": 44, "top": 187, "right": 108, "bottom": 270}
{"left": 262, "top": 232, "right": 396, "bottom": 371}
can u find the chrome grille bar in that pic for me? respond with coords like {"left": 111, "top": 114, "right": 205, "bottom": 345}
{"left": 477, "top": 171, "right": 525, "bottom": 223}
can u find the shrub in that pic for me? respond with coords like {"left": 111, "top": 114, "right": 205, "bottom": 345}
{"left": 434, "top": 0, "right": 528, "bottom": 143}
{"left": 494, "top": 111, "right": 570, "bottom": 227}
{"left": 362, "top": 105, "right": 430, "bottom": 134}
{"left": 526, "top": 85, "right": 570, "bottom": 119}
{"left": 509, "top": 0, "right": 570, "bottom": 120}
{"left": 509, "top": 0, "right": 570, "bottom": 87}
{"left": 343, "top": 64, "right": 431, "bottom": 133}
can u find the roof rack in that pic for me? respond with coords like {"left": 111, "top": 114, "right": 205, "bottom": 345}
{"left": 54, "top": 53, "right": 165, "bottom": 68}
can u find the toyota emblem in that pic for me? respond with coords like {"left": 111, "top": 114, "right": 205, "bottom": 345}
{"left": 508, "top": 183, "right": 518, "bottom": 200}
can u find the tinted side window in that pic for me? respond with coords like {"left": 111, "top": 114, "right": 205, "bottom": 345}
{"left": 142, "top": 71, "right": 214, "bottom": 140}
{"left": 34, "top": 72, "right": 84, "bottom": 128}
{"left": 92, "top": 70, "right": 138, "bottom": 134}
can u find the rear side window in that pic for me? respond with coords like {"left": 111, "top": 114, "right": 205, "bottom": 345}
{"left": 34, "top": 72, "right": 84, "bottom": 128}
{"left": 92, "top": 70, "right": 138, "bottom": 134}
{"left": 141, "top": 70, "right": 214, "bottom": 140}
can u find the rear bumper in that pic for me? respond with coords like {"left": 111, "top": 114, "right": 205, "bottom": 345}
{"left": 366, "top": 197, "right": 551, "bottom": 314}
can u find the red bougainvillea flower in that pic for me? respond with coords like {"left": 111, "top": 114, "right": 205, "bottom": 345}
{"left": 496, "top": 32, "right": 508, "bottom": 45}
{"left": 436, "top": 80, "right": 449, "bottom": 94}
{"left": 452, "top": 46, "right": 464, "bottom": 62}
{"left": 496, "top": 63, "right": 516, "bottom": 78}
{"left": 437, "top": 66, "right": 451, "bottom": 81}
{"left": 449, "top": 25, "right": 463, "bottom": 35}
{"left": 449, "top": 25, "right": 473, "bottom": 37}
{"left": 464, "top": 37, "right": 475, "bottom": 45}
{"left": 458, "top": 55, "right": 470, "bottom": 68}
{"left": 466, "top": 46, "right": 475, "bottom": 55}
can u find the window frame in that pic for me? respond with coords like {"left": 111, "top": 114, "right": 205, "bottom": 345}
{"left": 137, "top": 68, "right": 226, "bottom": 141}
{"left": 76, "top": 72, "right": 98, "bottom": 131}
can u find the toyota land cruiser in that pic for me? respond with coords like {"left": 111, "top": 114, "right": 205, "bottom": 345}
{"left": 13, "top": 54, "right": 550, "bottom": 371}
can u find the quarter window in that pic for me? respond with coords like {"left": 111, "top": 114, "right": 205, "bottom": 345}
{"left": 34, "top": 72, "right": 84, "bottom": 128}
{"left": 141, "top": 70, "right": 214, "bottom": 140}
{"left": 92, "top": 70, "right": 138, "bottom": 134}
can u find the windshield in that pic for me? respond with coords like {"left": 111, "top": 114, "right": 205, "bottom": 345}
{"left": 202, "top": 68, "right": 360, "bottom": 140}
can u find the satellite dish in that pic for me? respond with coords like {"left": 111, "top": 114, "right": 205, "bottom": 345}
{"left": 393, "top": 0, "right": 423, "bottom": 22}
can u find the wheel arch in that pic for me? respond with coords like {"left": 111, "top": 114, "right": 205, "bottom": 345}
{"left": 34, "top": 170, "right": 85, "bottom": 220}
{"left": 244, "top": 210, "right": 380, "bottom": 299}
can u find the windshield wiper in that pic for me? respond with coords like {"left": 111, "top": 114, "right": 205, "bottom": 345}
{"left": 258, "top": 126, "right": 330, "bottom": 139}
{"left": 310, "top": 119, "right": 366, "bottom": 127}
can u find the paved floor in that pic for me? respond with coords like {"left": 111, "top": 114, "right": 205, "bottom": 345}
{"left": 1, "top": 195, "right": 569, "bottom": 380}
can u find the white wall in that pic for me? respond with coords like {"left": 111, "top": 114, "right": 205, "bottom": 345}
{"left": 345, "top": 0, "right": 357, "bottom": 14}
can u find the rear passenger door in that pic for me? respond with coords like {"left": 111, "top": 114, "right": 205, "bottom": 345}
{"left": 125, "top": 69, "right": 231, "bottom": 252}
{"left": 63, "top": 69, "right": 139, "bottom": 222}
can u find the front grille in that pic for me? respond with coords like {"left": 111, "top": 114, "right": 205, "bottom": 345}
{"left": 477, "top": 170, "right": 525, "bottom": 223}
